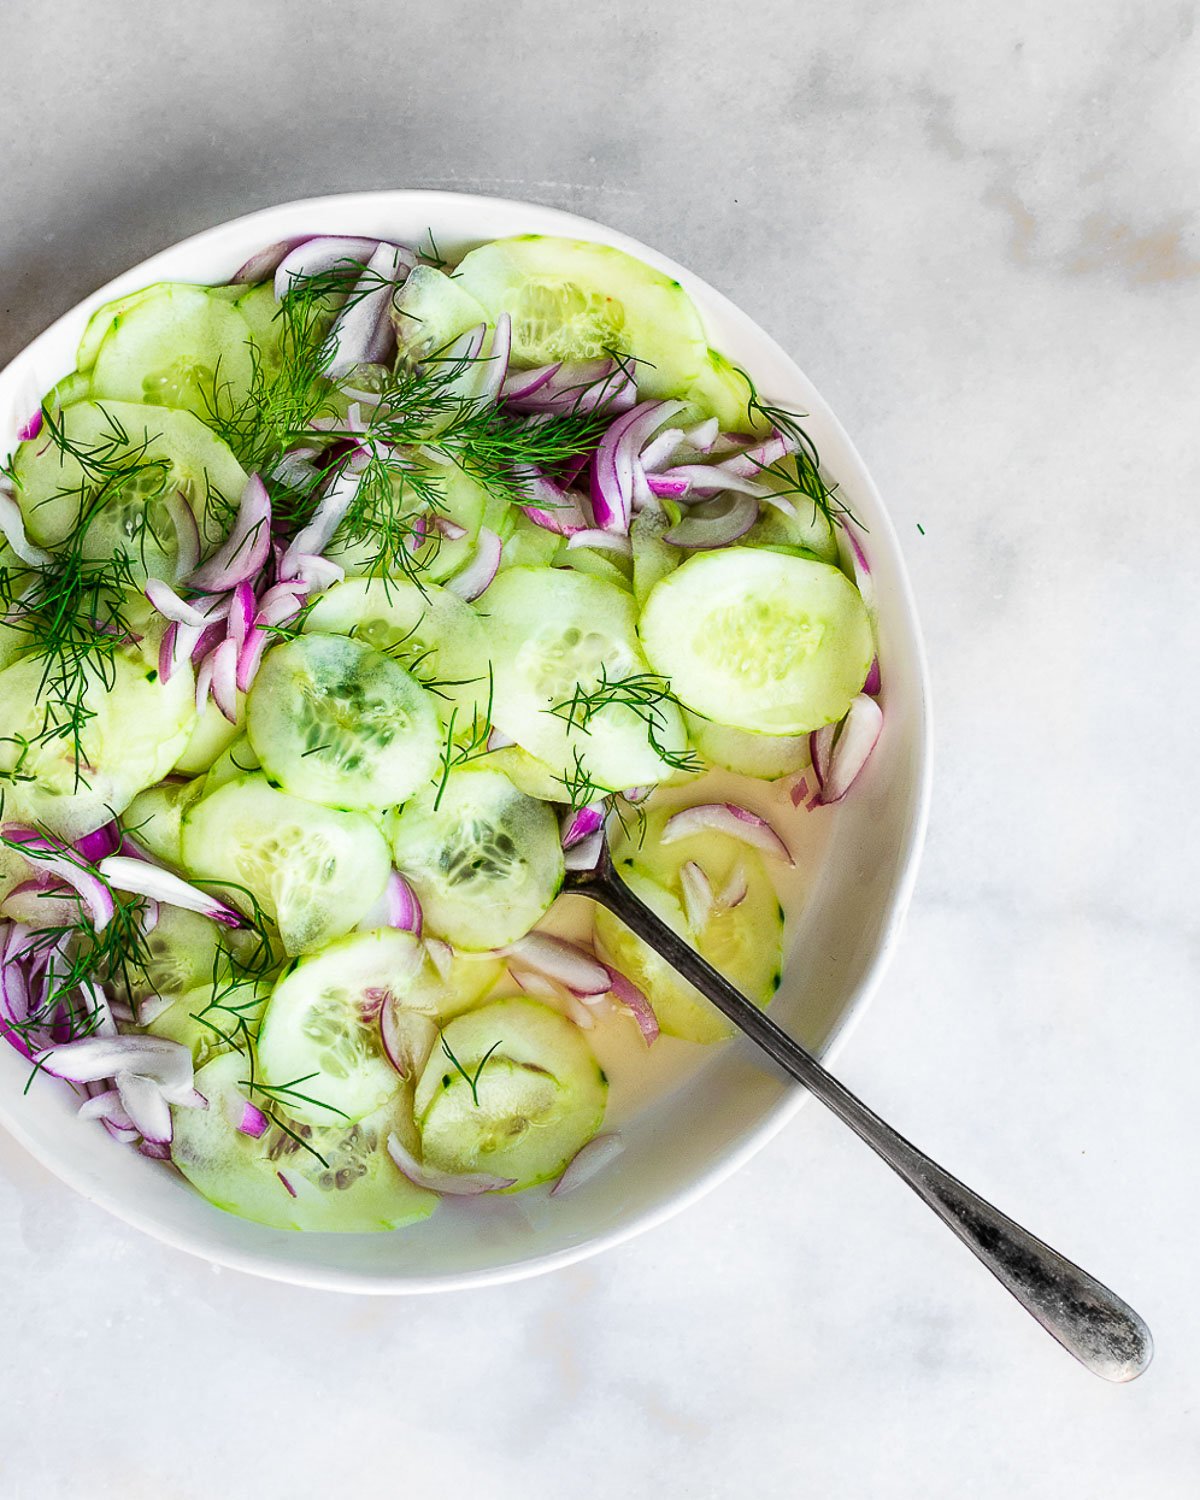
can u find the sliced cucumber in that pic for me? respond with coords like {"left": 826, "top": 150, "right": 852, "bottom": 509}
{"left": 87, "top": 282, "right": 257, "bottom": 421}
{"left": 389, "top": 765, "right": 563, "bottom": 950}
{"left": 174, "top": 694, "right": 246, "bottom": 775}
{"left": 558, "top": 546, "right": 633, "bottom": 592}
{"left": 124, "top": 778, "right": 206, "bottom": 866}
{"left": 631, "top": 501, "right": 680, "bottom": 607}
{"left": 180, "top": 772, "right": 391, "bottom": 955}
{"left": 325, "top": 458, "right": 486, "bottom": 585}
{"left": 745, "top": 470, "right": 840, "bottom": 565}
{"left": 257, "top": 928, "right": 427, "bottom": 1125}
{"left": 497, "top": 514, "right": 562, "bottom": 572}
{"left": 304, "top": 575, "right": 494, "bottom": 727}
{"left": 414, "top": 997, "right": 607, "bottom": 1190}
{"left": 171, "top": 1051, "right": 437, "bottom": 1231}
{"left": 686, "top": 714, "right": 809, "bottom": 781}
{"left": 639, "top": 548, "right": 873, "bottom": 735}
{"left": 108, "top": 904, "right": 226, "bottom": 1013}
{"left": 201, "top": 733, "right": 261, "bottom": 795}
{"left": 0, "top": 643, "right": 197, "bottom": 840}
{"left": 232, "top": 283, "right": 284, "bottom": 381}
{"left": 11, "top": 399, "right": 247, "bottom": 571}
{"left": 246, "top": 633, "right": 440, "bottom": 812}
{"left": 453, "top": 236, "right": 707, "bottom": 398}
{"left": 682, "top": 348, "right": 770, "bottom": 435}
{"left": 478, "top": 566, "right": 689, "bottom": 791}
{"left": 594, "top": 808, "right": 784, "bottom": 1043}
{"left": 391, "top": 264, "right": 491, "bottom": 363}
{"left": 147, "top": 978, "right": 272, "bottom": 1068}
{"left": 483, "top": 744, "right": 568, "bottom": 803}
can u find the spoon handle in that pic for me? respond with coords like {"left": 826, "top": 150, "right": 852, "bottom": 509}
{"left": 585, "top": 870, "right": 1152, "bottom": 1382}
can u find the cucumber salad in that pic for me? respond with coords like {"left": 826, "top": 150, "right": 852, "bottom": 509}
{"left": 0, "top": 230, "right": 883, "bottom": 1230}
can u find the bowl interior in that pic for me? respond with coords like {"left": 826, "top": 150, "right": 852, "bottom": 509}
{"left": 0, "top": 192, "right": 929, "bottom": 1291}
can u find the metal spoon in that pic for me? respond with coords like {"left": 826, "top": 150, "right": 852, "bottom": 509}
{"left": 566, "top": 838, "right": 1152, "bottom": 1383}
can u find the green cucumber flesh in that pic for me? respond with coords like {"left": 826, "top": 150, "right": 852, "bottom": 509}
{"left": 389, "top": 765, "right": 563, "bottom": 951}
{"left": 246, "top": 633, "right": 441, "bottom": 812}
{"left": 171, "top": 1052, "right": 437, "bottom": 1231}
{"left": 414, "top": 997, "right": 607, "bottom": 1190}
{"left": 180, "top": 772, "right": 391, "bottom": 955}
{"left": 638, "top": 548, "right": 873, "bottom": 735}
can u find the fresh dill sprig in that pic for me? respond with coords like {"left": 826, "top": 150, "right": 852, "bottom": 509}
{"left": 549, "top": 667, "right": 702, "bottom": 775}
{"left": 432, "top": 667, "right": 495, "bottom": 810}
{"left": 554, "top": 746, "right": 606, "bottom": 812}
{"left": 740, "top": 371, "right": 860, "bottom": 530}
{"left": 439, "top": 1033, "right": 501, "bottom": 1108}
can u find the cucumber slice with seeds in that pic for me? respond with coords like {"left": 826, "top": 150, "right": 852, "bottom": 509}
{"left": 246, "top": 633, "right": 440, "bottom": 812}
{"left": 389, "top": 765, "right": 563, "bottom": 950}
{"left": 414, "top": 997, "right": 607, "bottom": 1190}
{"left": 453, "top": 235, "right": 707, "bottom": 397}
{"left": 180, "top": 772, "right": 390, "bottom": 955}
{"left": 171, "top": 1051, "right": 437, "bottom": 1232}
{"left": 639, "top": 548, "right": 873, "bottom": 735}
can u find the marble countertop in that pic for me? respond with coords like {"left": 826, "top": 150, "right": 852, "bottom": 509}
{"left": 1, "top": 2, "right": 1196, "bottom": 1495}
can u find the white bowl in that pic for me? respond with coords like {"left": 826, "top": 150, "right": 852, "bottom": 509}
{"left": 0, "top": 191, "right": 931, "bottom": 1292}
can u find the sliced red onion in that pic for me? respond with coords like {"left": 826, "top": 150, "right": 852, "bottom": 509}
{"left": 789, "top": 776, "right": 810, "bottom": 808}
{"left": 379, "top": 1001, "right": 436, "bottom": 1080}
{"left": 591, "top": 400, "right": 684, "bottom": 535}
{"left": 138, "top": 1140, "right": 172, "bottom": 1160}
{"left": 863, "top": 655, "right": 881, "bottom": 696}
{"left": 502, "top": 934, "right": 610, "bottom": 996}
{"left": 503, "top": 358, "right": 636, "bottom": 415}
{"left": 116, "top": 1072, "right": 174, "bottom": 1145}
{"left": 638, "top": 427, "right": 685, "bottom": 472}
{"left": 563, "top": 831, "right": 604, "bottom": 872}
{"left": 486, "top": 726, "right": 515, "bottom": 752}
{"left": 158, "top": 622, "right": 181, "bottom": 685}
{"left": 684, "top": 417, "right": 720, "bottom": 453}
{"left": 433, "top": 516, "right": 468, "bottom": 542}
{"left": 664, "top": 492, "right": 758, "bottom": 549}
{"left": 144, "top": 578, "right": 211, "bottom": 628}
{"left": 226, "top": 1094, "right": 270, "bottom": 1138}
{"left": 445, "top": 527, "right": 502, "bottom": 601}
{"left": 74, "top": 823, "right": 120, "bottom": 863}
{"left": 227, "top": 581, "right": 256, "bottom": 648}
{"left": 164, "top": 491, "right": 201, "bottom": 581}
{"left": 513, "top": 967, "right": 562, "bottom": 999}
{"left": 2, "top": 828, "right": 114, "bottom": 930}
{"left": 500, "top": 362, "right": 560, "bottom": 403}
{"left": 0, "top": 490, "right": 52, "bottom": 566}
{"left": 718, "top": 865, "right": 749, "bottom": 911}
{"left": 273, "top": 235, "right": 384, "bottom": 300}
{"left": 206, "top": 637, "right": 240, "bottom": 723}
{"left": 560, "top": 804, "right": 605, "bottom": 850}
{"left": 17, "top": 408, "right": 44, "bottom": 443}
{"left": 551, "top": 1132, "right": 625, "bottom": 1196}
{"left": 78, "top": 977, "right": 117, "bottom": 1038}
{"left": 514, "top": 466, "right": 590, "bottom": 535}
{"left": 78, "top": 1088, "right": 136, "bottom": 1131}
{"left": 648, "top": 464, "right": 770, "bottom": 500}
{"left": 720, "top": 430, "right": 795, "bottom": 478}
{"left": 256, "top": 580, "right": 308, "bottom": 625}
{"left": 327, "top": 242, "right": 412, "bottom": 377}
{"left": 621, "top": 785, "right": 651, "bottom": 804}
{"left": 188, "top": 475, "right": 271, "bottom": 591}
{"left": 424, "top": 938, "right": 454, "bottom": 982}
{"left": 566, "top": 529, "right": 634, "bottom": 557}
{"left": 194, "top": 652, "right": 215, "bottom": 713}
{"left": 34, "top": 1034, "right": 194, "bottom": 1098}
{"left": 273, "top": 447, "right": 322, "bottom": 490}
{"left": 135, "top": 992, "right": 174, "bottom": 1027}
{"left": 387, "top": 1132, "right": 515, "bottom": 1195}
{"left": 277, "top": 1171, "right": 298, "bottom": 1198}
{"left": 605, "top": 966, "right": 659, "bottom": 1045}
{"left": 660, "top": 804, "right": 793, "bottom": 864}
{"left": 474, "top": 312, "right": 512, "bottom": 405}
{"left": 357, "top": 870, "right": 422, "bottom": 935}
{"left": 561, "top": 992, "right": 597, "bottom": 1029}
{"left": 97, "top": 855, "right": 243, "bottom": 928}
{"left": 280, "top": 465, "right": 361, "bottom": 580}
{"left": 810, "top": 694, "right": 883, "bottom": 805}
{"left": 679, "top": 860, "right": 715, "bottom": 933}
{"left": 231, "top": 239, "right": 299, "bottom": 284}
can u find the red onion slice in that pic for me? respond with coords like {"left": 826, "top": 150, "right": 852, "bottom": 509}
{"left": 379, "top": 1002, "right": 436, "bottom": 1080}
{"left": 386, "top": 1132, "right": 515, "bottom": 1195}
{"left": 2, "top": 827, "right": 115, "bottom": 930}
{"left": 679, "top": 860, "right": 715, "bottom": 933}
{"left": 503, "top": 934, "right": 610, "bottom": 996}
{"left": 638, "top": 426, "right": 685, "bottom": 473}
{"left": 226, "top": 581, "right": 255, "bottom": 649}
{"left": 551, "top": 1132, "right": 625, "bottom": 1196}
{"left": 500, "top": 362, "right": 561, "bottom": 403}
{"left": 663, "top": 492, "right": 758, "bottom": 549}
{"left": 78, "top": 1088, "right": 136, "bottom": 1130}
{"left": 648, "top": 464, "right": 770, "bottom": 500}
{"left": 605, "top": 966, "right": 659, "bottom": 1045}
{"left": 225, "top": 1094, "right": 270, "bottom": 1138}
{"left": 164, "top": 491, "right": 201, "bottom": 581}
{"left": 684, "top": 417, "right": 720, "bottom": 453}
{"left": 592, "top": 400, "right": 684, "bottom": 535}
{"left": 717, "top": 865, "right": 749, "bottom": 911}
{"left": 720, "top": 430, "right": 795, "bottom": 478}
{"left": 503, "top": 358, "right": 636, "bottom": 415}
{"left": 445, "top": 527, "right": 502, "bottom": 601}
{"left": 116, "top": 1072, "right": 174, "bottom": 1145}
{"left": 16, "top": 408, "right": 44, "bottom": 443}
{"left": 809, "top": 694, "right": 883, "bottom": 804}
{"left": 188, "top": 475, "right": 271, "bottom": 591}
{"left": 144, "top": 578, "right": 211, "bottom": 628}
{"left": 280, "top": 466, "right": 361, "bottom": 580}
{"left": 514, "top": 466, "right": 590, "bottom": 535}
{"left": 97, "top": 855, "right": 243, "bottom": 928}
{"left": 474, "top": 312, "right": 512, "bottom": 405}
{"left": 74, "top": 822, "right": 120, "bottom": 863}
{"left": 273, "top": 235, "right": 384, "bottom": 300}
{"left": 0, "top": 490, "right": 52, "bottom": 566}
{"left": 356, "top": 870, "right": 422, "bottom": 935}
{"left": 231, "top": 239, "right": 299, "bottom": 284}
{"left": 562, "top": 831, "right": 604, "bottom": 872}
{"left": 863, "top": 655, "right": 882, "bottom": 696}
{"left": 660, "top": 804, "right": 793, "bottom": 864}
{"left": 206, "top": 637, "right": 240, "bottom": 723}
{"left": 560, "top": 804, "right": 605, "bottom": 850}
{"left": 34, "top": 1034, "right": 194, "bottom": 1096}
{"left": 565, "top": 529, "right": 634, "bottom": 557}
{"left": 327, "top": 242, "right": 412, "bottom": 377}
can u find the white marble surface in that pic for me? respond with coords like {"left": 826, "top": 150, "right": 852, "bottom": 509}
{"left": 1, "top": 2, "right": 1197, "bottom": 1495}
